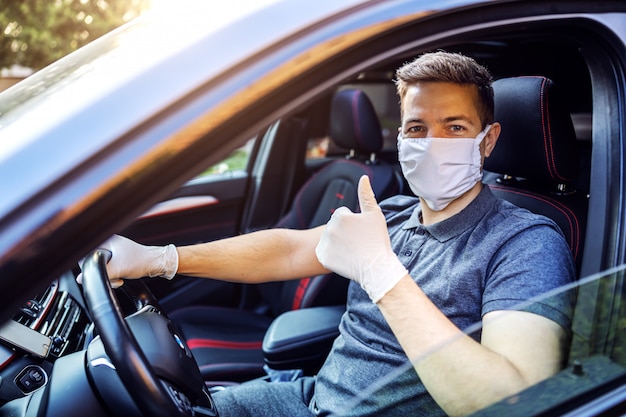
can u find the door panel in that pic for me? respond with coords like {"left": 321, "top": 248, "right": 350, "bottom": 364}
{"left": 123, "top": 172, "right": 249, "bottom": 247}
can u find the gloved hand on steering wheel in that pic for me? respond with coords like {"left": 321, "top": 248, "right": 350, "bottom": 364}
{"left": 315, "top": 175, "right": 409, "bottom": 303}
{"left": 77, "top": 235, "right": 178, "bottom": 288}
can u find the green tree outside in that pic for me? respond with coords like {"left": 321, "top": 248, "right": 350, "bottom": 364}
{"left": 0, "top": 0, "right": 151, "bottom": 71}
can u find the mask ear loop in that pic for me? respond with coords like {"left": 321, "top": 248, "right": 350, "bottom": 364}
{"left": 475, "top": 124, "right": 492, "bottom": 177}
{"left": 477, "top": 124, "right": 492, "bottom": 143}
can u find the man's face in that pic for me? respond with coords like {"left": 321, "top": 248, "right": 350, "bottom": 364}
{"left": 400, "top": 81, "right": 499, "bottom": 158}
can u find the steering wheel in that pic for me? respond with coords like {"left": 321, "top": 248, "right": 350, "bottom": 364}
{"left": 81, "top": 249, "right": 218, "bottom": 417}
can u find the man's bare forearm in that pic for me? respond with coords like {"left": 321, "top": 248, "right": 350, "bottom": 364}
{"left": 176, "top": 226, "right": 328, "bottom": 283}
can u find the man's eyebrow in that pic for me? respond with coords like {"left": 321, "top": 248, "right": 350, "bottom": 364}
{"left": 403, "top": 116, "right": 477, "bottom": 125}
{"left": 441, "top": 115, "right": 477, "bottom": 125}
{"left": 403, "top": 118, "right": 425, "bottom": 125}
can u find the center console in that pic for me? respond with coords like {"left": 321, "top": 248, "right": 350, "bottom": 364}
{"left": 0, "top": 271, "right": 92, "bottom": 402}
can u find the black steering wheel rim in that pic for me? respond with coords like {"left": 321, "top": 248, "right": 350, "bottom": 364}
{"left": 81, "top": 249, "right": 191, "bottom": 417}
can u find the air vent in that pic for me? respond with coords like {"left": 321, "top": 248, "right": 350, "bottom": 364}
{"left": 13, "top": 281, "right": 58, "bottom": 329}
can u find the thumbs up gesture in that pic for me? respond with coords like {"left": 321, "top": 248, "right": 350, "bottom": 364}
{"left": 315, "top": 176, "right": 408, "bottom": 302}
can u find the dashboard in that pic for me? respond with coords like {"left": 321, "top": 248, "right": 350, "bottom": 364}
{"left": 0, "top": 268, "right": 92, "bottom": 403}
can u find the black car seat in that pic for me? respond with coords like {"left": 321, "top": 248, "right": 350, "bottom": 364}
{"left": 169, "top": 88, "right": 400, "bottom": 385}
{"left": 483, "top": 76, "right": 588, "bottom": 275}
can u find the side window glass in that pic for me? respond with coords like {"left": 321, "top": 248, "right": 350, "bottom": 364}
{"left": 354, "top": 267, "right": 626, "bottom": 417}
{"left": 194, "top": 138, "right": 256, "bottom": 179}
{"left": 306, "top": 136, "right": 330, "bottom": 160}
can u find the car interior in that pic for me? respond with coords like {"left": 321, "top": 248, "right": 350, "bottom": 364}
{"left": 149, "top": 27, "right": 597, "bottom": 387}
{"left": 2, "top": 8, "right": 626, "bottom": 416}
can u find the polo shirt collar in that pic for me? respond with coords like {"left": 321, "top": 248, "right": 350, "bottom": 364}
{"left": 402, "top": 185, "right": 497, "bottom": 242}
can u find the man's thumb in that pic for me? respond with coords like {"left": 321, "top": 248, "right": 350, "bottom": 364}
{"left": 358, "top": 175, "right": 379, "bottom": 213}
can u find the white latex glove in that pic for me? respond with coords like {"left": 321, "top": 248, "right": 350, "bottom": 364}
{"left": 315, "top": 176, "right": 408, "bottom": 303}
{"left": 77, "top": 235, "right": 178, "bottom": 288}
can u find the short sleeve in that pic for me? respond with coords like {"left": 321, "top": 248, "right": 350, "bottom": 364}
{"left": 482, "top": 222, "right": 576, "bottom": 332}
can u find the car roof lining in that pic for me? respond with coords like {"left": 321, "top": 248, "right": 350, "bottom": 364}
{"left": 353, "top": 21, "right": 594, "bottom": 113}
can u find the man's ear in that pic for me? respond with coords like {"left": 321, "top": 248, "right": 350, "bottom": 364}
{"left": 483, "top": 122, "right": 501, "bottom": 158}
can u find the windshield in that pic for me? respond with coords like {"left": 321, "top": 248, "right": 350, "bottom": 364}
{"left": 335, "top": 266, "right": 626, "bottom": 416}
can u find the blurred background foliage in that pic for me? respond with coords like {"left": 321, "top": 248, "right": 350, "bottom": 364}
{"left": 0, "top": 0, "right": 151, "bottom": 71}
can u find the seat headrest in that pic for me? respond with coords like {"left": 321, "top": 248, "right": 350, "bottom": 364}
{"left": 329, "top": 89, "right": 383, "bottom": 154}
{"left": 484, "top": 76, "right": 579, "bottom": 184}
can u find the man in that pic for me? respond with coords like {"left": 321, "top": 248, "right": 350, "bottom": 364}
{"left": 91, "top": 52, "right": 575, "bottom": 416}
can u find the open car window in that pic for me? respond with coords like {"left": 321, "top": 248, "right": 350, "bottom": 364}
{"left": 337, "top": 265, "right": 626, "bottom": 417}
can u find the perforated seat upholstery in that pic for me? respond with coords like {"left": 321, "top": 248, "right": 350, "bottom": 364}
{"left": 484, "top": 76, "right": 588, "bottom": 274}
{"left": 169, "top": 88, "right": 399, "bottom": 384}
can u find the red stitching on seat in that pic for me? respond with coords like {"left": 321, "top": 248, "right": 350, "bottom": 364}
{"left": 187, "top": 339, "right": 263, "bottom": 350}
{"left": 528, "top": 76, "right": 568, "bottom": 182}
{"left": 489, "top": 185, "right": 580, "bottom": 261}
{"left": 292, "top": 277, "right": 311, "bottom": 310}
{"left": 278, "top": 160, "right": 374, "bottom": 229}
{"left": 537, "top": 77, "right": 555, "bottom": 181}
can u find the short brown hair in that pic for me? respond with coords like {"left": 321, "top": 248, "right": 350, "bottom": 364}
{"left": 395, "top": 51, "right": 494, "bottom": 127}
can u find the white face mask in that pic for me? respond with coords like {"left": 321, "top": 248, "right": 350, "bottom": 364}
{"left": 398, "top": 125, "right": 491, "bottom": 211}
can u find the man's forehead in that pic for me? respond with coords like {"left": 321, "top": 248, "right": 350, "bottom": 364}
{"left": 401, "top": 82, "right": 481, "bottom": 121}
{"left": 403, "top": 81, "right": 479, "bottom": 100}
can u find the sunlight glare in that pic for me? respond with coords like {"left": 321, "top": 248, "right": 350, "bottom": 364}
{"left": 148, "top": 0, "right": 281, "bottom": 35}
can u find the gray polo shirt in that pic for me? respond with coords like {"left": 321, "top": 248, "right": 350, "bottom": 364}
{"left": 314, "top": 185, "right": 575, "bottom": 416}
